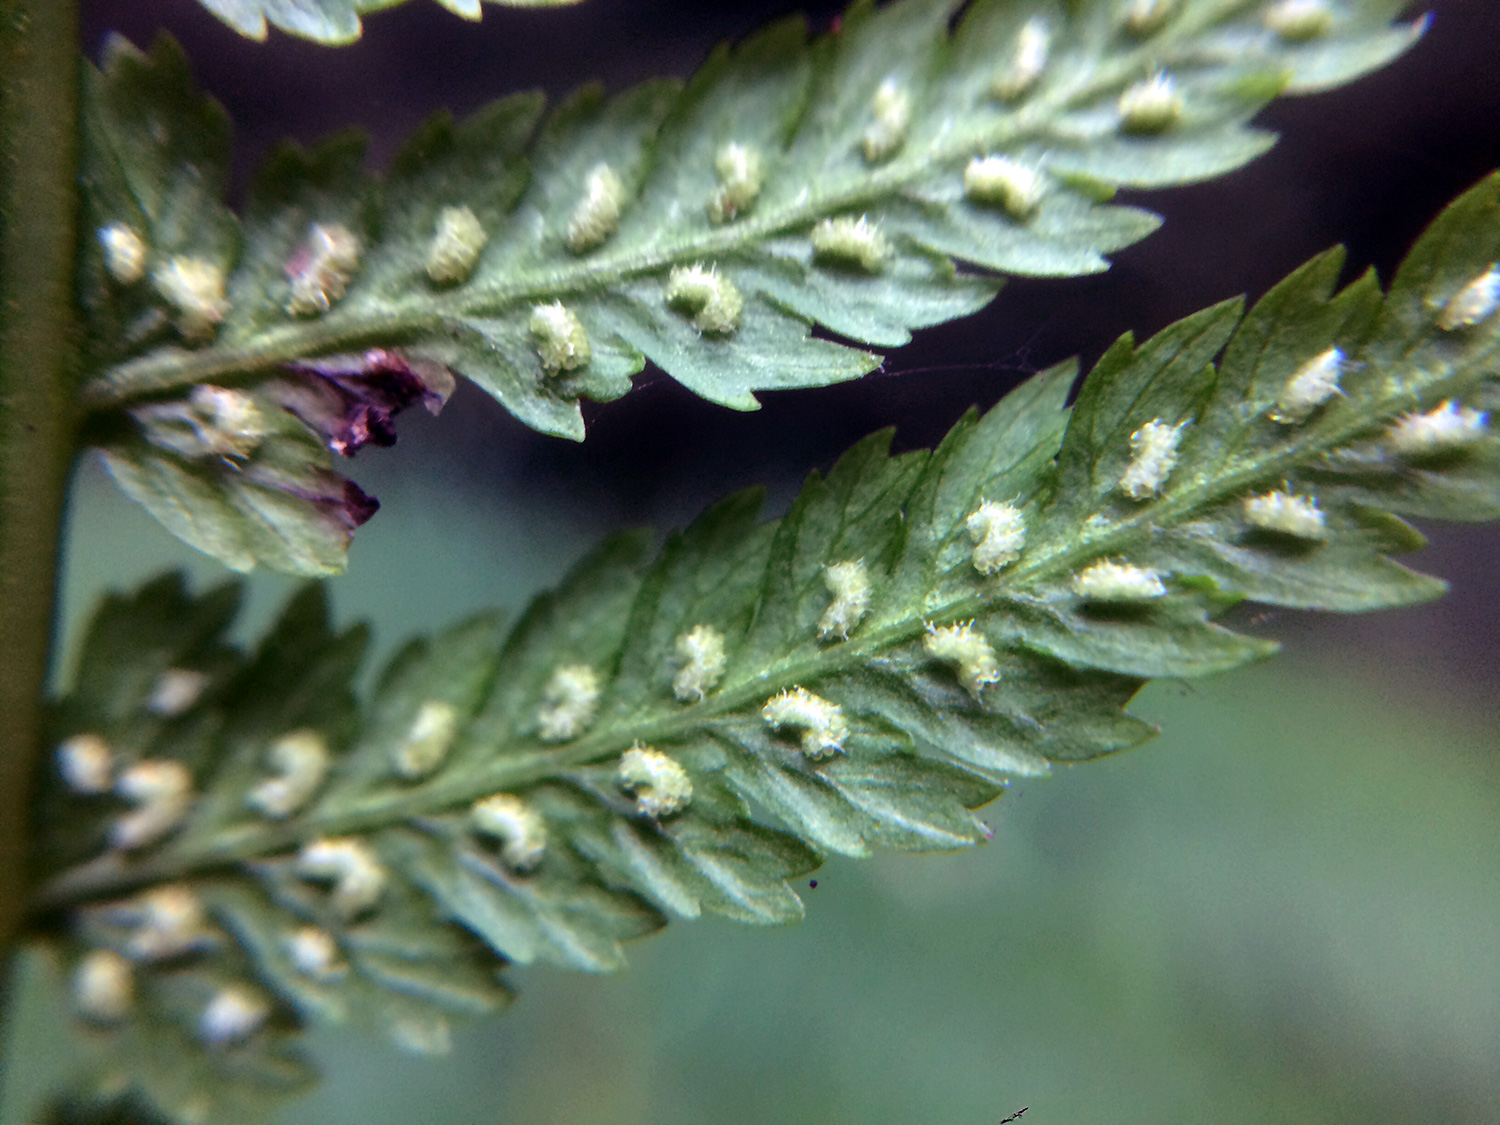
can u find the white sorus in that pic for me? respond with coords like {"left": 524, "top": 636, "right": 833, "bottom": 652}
{"left": 285, "top": 925, "right": 345, "bottom": 980}
{"left": 966, "top": 500, "right": 1027, "bottom": 575}
{"left": 286, "top": 222, "right": 362, "bottom": 316}
{"left": 187, "top": 384, "right": 271, "bottom": 459}
{"left": 536, "top": 663, "right": 602, "bottom": 742}
{"left": 425, "top": 205, "right": 487, "bottom": 284}
{"left": 818, "top": 560, "right": 872, "bottom": 641}
{"left": 98, "top": 222, "right": 147, "bottom": 285}
{"left": 395, "top": 699, "right": 459, "bottom": 779}
{"left": 1118, "top": 71, "right": 1183, "bottom": 134}
{"left": 810, "top": 215, "right": 891, "bottom": 274}
{"left": 56, "top": 733, "right": 113, "bottom": 795}
{"left": 861, "top": 78, "right": 911, "bottom": 163}
{"left": 472, "top": 793, "right": 549, "bottom": 869}
{"left": 73, "top": 950, "right": 135, "bottom": 1022}
{"left": 111, "top": 759, "right": 193, "bottom": 850}
{"left": 1436, "top": 264, "right": 1500, "bottom": 331}
{"left": 618, "top": 744, "right": 693, "bottom": 817}
{"left": 1243, "top": 489, "right": 1328, "bottom": 540}
{"left": 1072, "top": 559, "right": 1167, "bottom": 601}
{"left": 1263, "top": 0, "right": 1333, "bottom": 40}
{"left": 247, "top": 729, "right": 330, "bottom": 819}
{"left": 391, "top": 1016, "right": 453, "bottom": 1057}
{"left": 151, "top": 256, "right": 228, "bottom": 341}
{"left": 297, "top": 836, "right": 386, "bottom": 918}
{"left": 922, "top": 621, "right": 1002, "bottom": 695}
{"left": 1125, "top": 0, "right": 1177, "bottom": 36}
{"left": 762, "top": 687, "right": 849, "bottom": 759}
{"left": 123, "top": 884, "right": 211, "bottom": 960}
{"left": 146, "top": 668, "right": 210, "bottom": 716}
{"left": 1119, "top": 419, "right": 1186, "bottom": 500}
{"left": 1271, "top": 346, "right": 1345, "bottom": 423}
{"left": 672, "top": 623, "right": 728, "bottom": 702}
{"left": 665, "top": 264, "right": 745, "bottom": 336}
{"left": 529, "top": 301, "right": 592, "bottom": 374}
{"left": 991, "top": 17, "right": 1050, "bottom": 102}
{"left": 566, "top": 163, "right": 625, "bottom": 254}
{"left": 1387, "top": 399, "right": 1489, "bottom": 456}
{"left": 963, "top": 156, "right": 1045, "bottom": 221}
{"left": 708, "top": 141, "right": 765, "bottom": 223}
{"left": 199, "top": 985, "right": 270, "bottom": 1047}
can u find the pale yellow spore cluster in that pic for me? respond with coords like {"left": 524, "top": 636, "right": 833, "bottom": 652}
{"left": 529, "top": 301, "right": 593, "bottom": 374}
{"left": 762, "top": 687, "right": 848, "bottom": 759}
{"left": 285, "top": 925, "right": 345, "bottom": 980}
{"left": 1436, "top": 264, "right": 1500, "bottom": 331}
{"left": 297, "top": 836, "right": 387, "bottom": 919}
{"left": 709, "top": 142, "right": 765, "bottom": 223}
{"left": 199, "top": 984, "right": 271, "bottom": 1046}
{"left": 112, "top": 759, "right": 194, "bottom": 850}
{"left": 395, "top": 699, "right": 460, "bottom": 779}
{"left": 618, "top": 744, "right": 693, "bottom": 817}
{"left": 818, "top": 560, "right": 872, "bottom": 641}
{"left": 966, "top": 500, "right": 1026, "bottom": 575}
{"left": 861, "top": 78, "right": 911, "bottom": 163}
{"left": 99, "top": 222, "right": 148, "bottom": 285}
{"left": 922, "top": 621, "right": 1001, "bottom": 695}
{"left": 1271, "top": 346, "right": 1345, "bottom": 424}
{"left": 248, "top": 729, "right": 331, "bottom": 818}
{"left": 1119, "top": 419, "right": 1185, "bottom": 500}
{"left": 426, "top": 205, "right": 488, "bottom": 284}
{"left": 991, "top": 17, "right": 1050, "bottom": 102}
{"left": 57, "top": 733, "right": 114, "bottom": 795}
{"left": 472, "top": 792, "right": 549, "bottom": 870}
{"left": 1243, "top": 490, "right": 1328, "bottom": 540}
{"left": 566, "top": 163, "right": 625, "bottom": 253}
{"left": 1386, "top": 400, "right": 1489, "bottom": 456}
{"left": 286, "top": 222, "right": 362, "bottom": 316}
{"left": 810, "top": 215, "right": 891, "bottom": 274}
{"left": 964, "top": 157, "right": 1045, "bottom": 220}
{"left": 673, "top": 624, "right": 728, "bottom": 702}
{"left": 1263, "top": 0, "right": 1333, "bottom": 40}
{"left": 152, "top": 256, "right": 229, "bottom": 341}
{"left": 666, "top": 264, "right": 744, "bottom": 335}
{"left": 1118, "top": 72, "right": 1183, "bottom": 134}
{"left": 1073, "top": 559, "right": 1167, "bottom": 602}
{"left": 536, "top": 663, "right": 603, "bottom": 741}
{"left": 73, "top": 950, "right": 134, "bottom": 1023}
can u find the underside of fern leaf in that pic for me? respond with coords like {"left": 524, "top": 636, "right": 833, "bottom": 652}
{"left": 77, "top": 0, "right": 1419, "bottom": 573}
{"left": 28, "top": 169, "right": 1500, "bottom": 1123}
{"left": 193, "top": 0, "right": 584, "bottom": 45}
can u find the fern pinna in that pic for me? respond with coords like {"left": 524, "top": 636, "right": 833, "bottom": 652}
{"left": 77, "top": 0, "right": 1417, "bottom": 573}
{"left": 31, "top": 164, "right": 1500, "bottom": 1120}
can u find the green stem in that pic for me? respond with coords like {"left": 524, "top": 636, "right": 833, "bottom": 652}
{"left": 0, "top": 0, "right": 80, "bottom": 954}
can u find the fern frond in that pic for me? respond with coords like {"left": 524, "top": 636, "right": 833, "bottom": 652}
{"left": 29, "top": 169, "right": 1500, "bottom": 1121}
{"left": 76, "top": 0, "right": 1419, "bottom": 572}
{"left": 192, "top": 0, "right": 584, "bottom": 45}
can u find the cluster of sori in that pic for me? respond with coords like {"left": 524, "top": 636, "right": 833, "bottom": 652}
{"left": 971, "top": 1, "right": 1345, "bottom": 223}
{"left": 68, "top": 882, "right": 281, "bottom": 1048}
{"left": 57, "top": 740, "right": 278, "bottom": 1046}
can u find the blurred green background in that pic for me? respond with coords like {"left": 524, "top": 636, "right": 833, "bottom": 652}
{"left": 3, "top": 1, "right": 1498, "bottom": 1121}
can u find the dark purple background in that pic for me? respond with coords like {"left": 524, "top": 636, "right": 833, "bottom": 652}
{"left": 80, "top": 0, "right": 1500, "bottom": 699}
